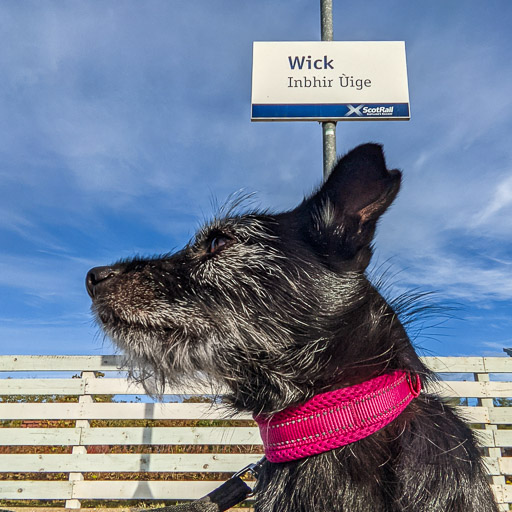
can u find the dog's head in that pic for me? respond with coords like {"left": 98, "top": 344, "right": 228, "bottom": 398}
{"left": 87, "top": 144, "right": 402, "bottom": 413}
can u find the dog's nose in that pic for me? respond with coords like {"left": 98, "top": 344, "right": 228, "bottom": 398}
{"left": 86, "top": 266, "right": 120, "bottom": 298}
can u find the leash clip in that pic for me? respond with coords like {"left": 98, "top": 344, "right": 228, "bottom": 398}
{"left": 231, "top": 456, "right": 266, "bottom": 497}
{"left": 232, "top": 456, "right": 266, "bottom": 480}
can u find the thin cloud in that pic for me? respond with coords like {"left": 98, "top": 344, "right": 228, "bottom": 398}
{"left": 473, "top": 173, "right": 512, "bottom": 227}
{"left": 0, "top": 253, "right": 87, "bottom": 301}
{"left": 393, "top": 253, "right": 512, "bottom": 302}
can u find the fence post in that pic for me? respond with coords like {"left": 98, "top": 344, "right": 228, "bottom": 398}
{"left": 474, "top": 370, "right": 507, "bottom": 511}
{"left": 65, "top": 371, "right": 95, "bottom": 509}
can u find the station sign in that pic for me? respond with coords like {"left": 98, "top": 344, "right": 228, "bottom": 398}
{"left": 251, "top": 41, "right": 410, "bottom": 121}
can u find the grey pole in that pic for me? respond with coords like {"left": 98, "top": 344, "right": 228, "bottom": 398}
{"left": 320, "top": 0, "right": 337, "bottom": 180}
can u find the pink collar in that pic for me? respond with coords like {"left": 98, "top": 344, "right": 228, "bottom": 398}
{"left": 254, "top": 370, "right": 421, "bottom": 463}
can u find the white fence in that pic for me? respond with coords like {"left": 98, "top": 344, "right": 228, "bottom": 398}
{"left": 0, "top": 355, "right": 511, "bottom": 510}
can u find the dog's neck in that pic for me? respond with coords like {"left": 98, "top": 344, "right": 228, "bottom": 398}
{"left": 227, "top": 281, "right": 427, "bottom": 416}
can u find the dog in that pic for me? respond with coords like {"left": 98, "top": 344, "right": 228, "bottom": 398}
{"left": 86, "top": 144, "right": 497, "bottom": 511}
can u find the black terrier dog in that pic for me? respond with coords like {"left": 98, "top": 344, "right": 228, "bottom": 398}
{"left": 87, "top": 144, "right": 497, "bottom": 511}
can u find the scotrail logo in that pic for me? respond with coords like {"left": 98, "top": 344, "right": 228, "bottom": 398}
{"left": 345, "top": 105, "right": 395, "bottom": 117}
{"left": 345, "top": 105, "right": 363, "bottom": 117}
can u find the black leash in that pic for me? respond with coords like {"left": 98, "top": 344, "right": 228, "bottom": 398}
{"left": 135, "top": 457, "right": 265, "bottom": 512}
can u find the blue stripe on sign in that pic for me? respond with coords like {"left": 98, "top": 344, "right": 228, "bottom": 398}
{"left": 252, "top": 104, "right": 410, "bottom": 119}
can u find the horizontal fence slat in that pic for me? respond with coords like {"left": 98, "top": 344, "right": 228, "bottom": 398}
{"left": 86, "top": 377, "right": 159, "bottom": 395}
{"left": 4, "top": 377, "right": 511, "bottom": 398}
{"left": 483, "top": 457, "right": 500, "bottom": 475}
{"left": 0, "top": 480, "right": 222, "bottom": 501}
{"left": 0, "top": 355, "right": 125, "bottom": 372}
{"left": 1, "top": 354, "right": 508, "bottom": 375}
{"left": 492, "top": 484, "right": 512, "bottom": 504}
{"left": 495, "top": 430, "right": 512, "bottom": 448}
{"left": 84, "top": 377, "right": 213, "bottom": 396}
{"left": 3, "top": 448, "right": 503, "bottom": 473}
{"left": 422, "top": 356, "right": 486, "bottom": 373}
{"left": 2, "top": 355, "right": 508, "bottom": 374}
{"left": 0, "top": 479, "right": 508, "bottom": 503}
{"left": 0, "top": 481, "right": 73, "bottom": 499}
{"left": 484, "top": 357, "right": 512, "bottom": 373}
{"left": 499, "top": 457, "right": 512, "bottom": 476}
{"left": 455, "top": 406, "right": 490, "bottom": 423}
{"left": 3, "top": 453, "right": 503, "bottom": 475}
{"left": 0, "top": 402, "right": 252, "bottom": 420}
{"left": 0, "top": 427, "right": 81, "bottom": 446}
{"left": 429, "top": 381, "right": 512, "bottom": 399}
{"left": 0, "top": 378, "right": 85, "bottom": 395}
{"left": 82, "top": 426, "right": 262, "bottom": 445}
{"left": 0, "top": 426, "right": 261, "bottom": 446}
{"left": 450, "top": 406, "right": 512, "bottom": 425}
{"left": 0, "top": 453, "right": 263, "bottom": 473}
{"left": 3, "top": 377, "right": 511, "bottom": 399}
{"left": 421, "top": 356, "right": 511, "bottom": 375}
{"left": 0, "top": 377, "right": 211, "bottom": 396}
{"left": 489, "top": 408, "right": 512, "bottom": 425}
{"left": 473, "top": 428, "right": 495, "bottom": 447}
{"left": 71, "top": 480, "right": 227, "bottom": 500}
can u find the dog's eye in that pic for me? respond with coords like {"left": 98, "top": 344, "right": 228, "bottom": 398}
{"left": 207, "top": 235, "right": 231, "bottom": 255}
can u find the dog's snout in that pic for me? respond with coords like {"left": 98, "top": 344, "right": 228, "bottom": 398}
{"left": 86, "top": 266, "right": 120, "bottom": 298}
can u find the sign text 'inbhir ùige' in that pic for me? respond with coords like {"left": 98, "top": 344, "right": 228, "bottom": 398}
{"left": 287, "top": 55, "right": 372, "bottom": 90}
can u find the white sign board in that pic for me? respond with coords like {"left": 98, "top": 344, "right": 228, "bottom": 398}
{"left": 251, "top": 41, "right": 410, "bottom": 121}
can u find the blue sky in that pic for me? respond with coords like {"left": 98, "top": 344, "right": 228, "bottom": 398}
{"left": 0, "top": 1, "right": 511, "bottom": 359}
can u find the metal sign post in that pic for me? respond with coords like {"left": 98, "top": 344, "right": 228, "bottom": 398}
{"left": 320, "top": 0, "right": 336, "bottom": 179}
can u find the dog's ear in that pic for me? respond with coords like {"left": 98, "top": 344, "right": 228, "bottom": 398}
{"left": 294, "top": 143, "right": 401, "bottom": 270}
